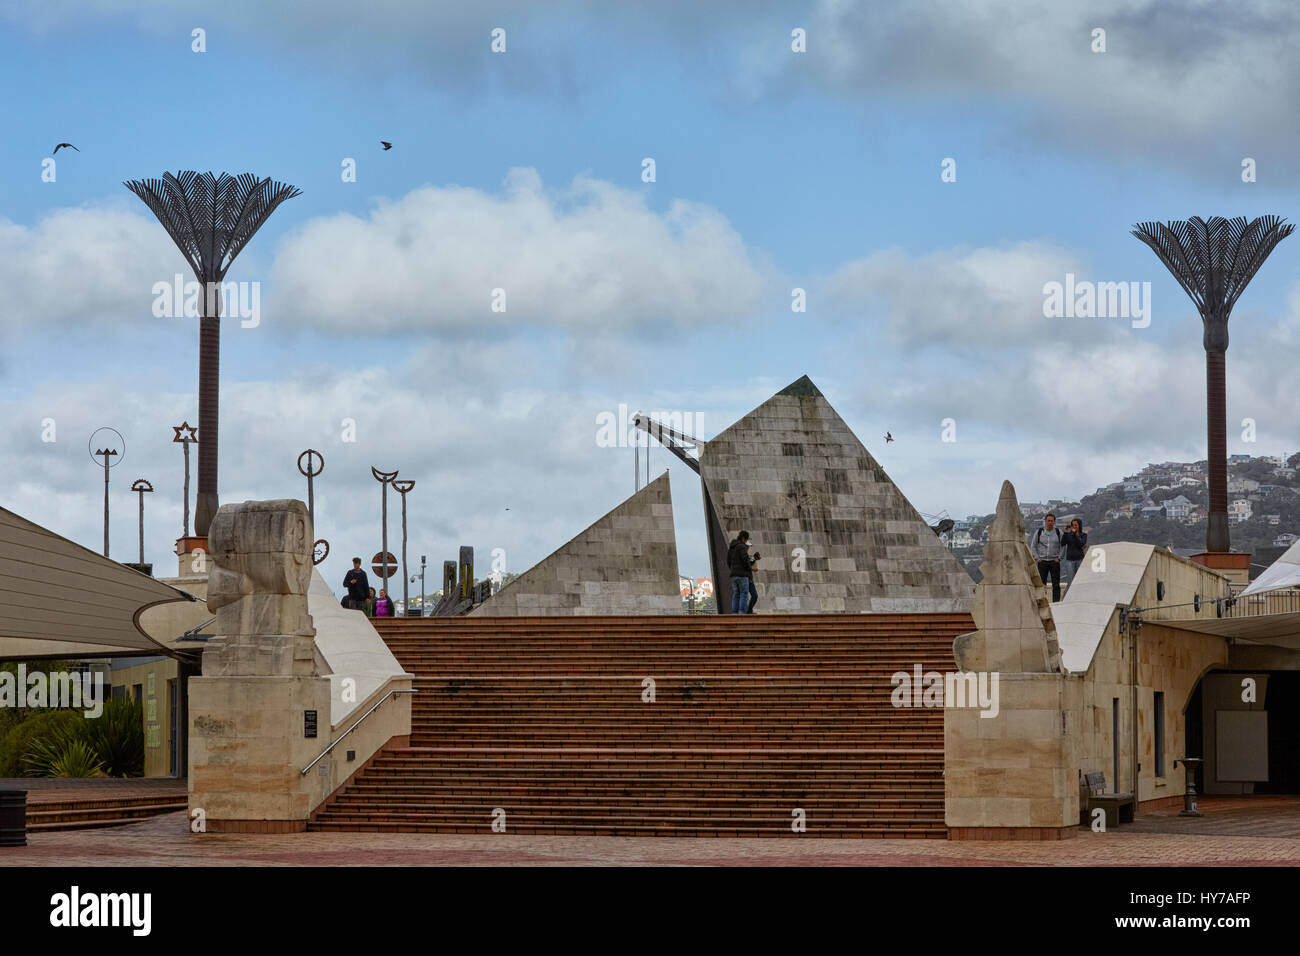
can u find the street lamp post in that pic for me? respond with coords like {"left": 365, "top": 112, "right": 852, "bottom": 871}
{"left": 297, "top": 449, "right": 324, "bottom": 529}
{"left": 171, "top": 422, "right": 198, "bottom": 538}
{"left": 392, "top": 479, "right": 415, "bottom": 615}
{"left": 89, "top": 427, "right": 124, "bottom": 558}
{"left": 371, "top": 467, "right": 398, "bottom": 598}
{"left": 131, "top": 479, "right": 154, "bottom": 564}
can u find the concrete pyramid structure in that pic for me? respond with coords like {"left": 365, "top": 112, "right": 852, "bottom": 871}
{"left": 699, "top": 375, "right": 975, "bottom": 613}
{"left": 471, "top": 472, "right": 681, "bottom": 616}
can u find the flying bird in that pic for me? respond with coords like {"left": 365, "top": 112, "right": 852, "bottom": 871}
{"left": 884, "top": 432, "right": 894, "bottom": 443}
{"left": 53, "top": 143, "right": 79, "bottom": 153}
{"left": 381, "top": 141, "right": 392, "bottom": 150}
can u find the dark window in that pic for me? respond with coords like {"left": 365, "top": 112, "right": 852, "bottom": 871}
{"left": 133, "top": 684, "right": 142, "bottom": 703}
{"left": 1154, "top": 692, "right": 1165, "bottom": 778}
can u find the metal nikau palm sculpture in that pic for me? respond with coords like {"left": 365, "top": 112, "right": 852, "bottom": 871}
{"left": 125, "top": 171, "right": 301, "bottom": 536}
{"left": 1132, "top": 215, "right": 1293, "bottom": 553}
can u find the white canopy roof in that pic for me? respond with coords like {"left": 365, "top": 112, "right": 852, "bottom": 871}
{"left": 0, "top": 505, "right": 194, "bottom": 659}
{"left": 1241, "top": 538, "right": 1300, "bottom": 596}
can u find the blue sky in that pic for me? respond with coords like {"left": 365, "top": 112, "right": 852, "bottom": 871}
{"left": 5, "top": 1, "right": 1300, "bottom": 590}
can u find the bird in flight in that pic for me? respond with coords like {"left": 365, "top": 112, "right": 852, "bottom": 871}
{"left": 381, "top": 141, "right": 392, "bottom": 150}
{"left": 53, "top": 143, "right": 79, "bottom": 153}
{"left": 884, "top": 432, "right": 894, "bottom": 443}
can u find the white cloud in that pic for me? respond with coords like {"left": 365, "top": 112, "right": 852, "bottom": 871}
{"left": 823, "top": 240, "right": 1085, "bottom": 348}
{"left": 0, "top": 171, "right": 774, "bottom": 341}
{"left": 268, "top": 169, "right": 772, "bottom": 333}
{"left": 0, "top": 205, "right": 187, "bottom": 338}
{"left": 801, "top": 0, "right": 1300, "bottom": 160}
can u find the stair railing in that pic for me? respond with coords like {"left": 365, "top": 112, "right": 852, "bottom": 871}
{"left": 300, "top": 687, "right": 417, "bottom": 776}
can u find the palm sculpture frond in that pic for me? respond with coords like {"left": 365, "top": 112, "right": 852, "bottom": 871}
{"left": 125, "top": 171, "right": 302, "bottom": 283}
{"left": 126, "top": 170, "right": 300, "bottom": 535}
{"left": 1132, "top": 215, "right": 1292, "bottom": 552}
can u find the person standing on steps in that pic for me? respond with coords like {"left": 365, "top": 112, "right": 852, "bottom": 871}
{"left": 1029, "top": 512, "right": 1064, "bottom": 602}
{"left": 343, "top": 557, "right": 370, "bottom": 611}
{"left": 726, "top": 530, "right": 753, "bottom": 614}
{"left": 1062, "top": 517, "right": 1088, "bottom": 587}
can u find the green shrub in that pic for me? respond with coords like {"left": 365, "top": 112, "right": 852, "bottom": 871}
{"left": 22, "top": 736, "right": 105, "bottom": 778}
{"left": 0, "top": 710, "right": 83, "bottom": 777}
{"left": 80, "top": 697, "right": 144, "bottom": 778}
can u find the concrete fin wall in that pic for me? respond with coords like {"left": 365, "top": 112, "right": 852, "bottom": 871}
{"left": 699, "top": 375, "right": 975, "bottom": 613}
{"left": 471, "top": 472, "right": 681, "bottom": 616}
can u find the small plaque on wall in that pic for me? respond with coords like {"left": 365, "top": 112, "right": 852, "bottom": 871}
{"left": 304, "top": 710, "right": 318, "bottom": 739}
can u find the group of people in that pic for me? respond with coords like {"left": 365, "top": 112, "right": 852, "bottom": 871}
{"left": 342, "top": 557, "right": 397, "bottom": 617}
{"left": 1028, "top": 512, "right": 1089, "bottom": 602}
{"left": 726, "top": 530, "right": 760, "bottom": 613}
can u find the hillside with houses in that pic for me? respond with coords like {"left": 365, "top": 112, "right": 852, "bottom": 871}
{"left": 942, "top": 453, "right": 1300, "bottom": 581}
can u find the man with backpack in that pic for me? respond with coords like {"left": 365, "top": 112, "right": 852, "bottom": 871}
{"left": 1029, "top": 512, "right": 1064, "bottom": 602}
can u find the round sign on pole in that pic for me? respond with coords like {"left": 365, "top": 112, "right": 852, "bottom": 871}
{"left": 371, "top": 552, "right": 398, "bottom": 577}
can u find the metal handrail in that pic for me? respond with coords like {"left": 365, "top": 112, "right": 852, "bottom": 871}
{"left": 300, "top": 687, "right": 416, "bottom": 775}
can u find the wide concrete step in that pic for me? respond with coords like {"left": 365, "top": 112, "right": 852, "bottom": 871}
{"left": 26, "top": 797, "right": 187, "bottom": 831}
{"left": 313, "top": 816, "right": 946, "bottom": 832}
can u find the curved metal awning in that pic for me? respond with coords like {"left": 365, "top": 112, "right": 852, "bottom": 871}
{"left": 1241, "top": 539, "right": 1300, "bottom": 596}
{"left": 1153, "top": 612, "right": 1300, "bottom": 650}
{"left": 0, "top": 505, "right": 195, "bottom": 660}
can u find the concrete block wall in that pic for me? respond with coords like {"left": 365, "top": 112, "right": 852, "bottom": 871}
{"left": 699, "top": 376, "right": 974, "bottom": 613}
{"left": 472, "top": 472, "right": 681, "bottom": 616}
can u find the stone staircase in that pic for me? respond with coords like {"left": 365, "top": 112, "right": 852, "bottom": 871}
{"left": 25, "top": 789, "right": 187, "bottom": 832}
{"left": 309, "top": 614, "right": 969, "bottom": 837}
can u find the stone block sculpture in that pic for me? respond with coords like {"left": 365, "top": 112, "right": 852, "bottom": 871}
{"left": 203, "top": 498, "right": 323, "bottom": 678}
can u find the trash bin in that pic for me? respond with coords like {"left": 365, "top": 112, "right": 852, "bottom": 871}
{"left": 0, "top": 790, "right": 27, "bottom": 847}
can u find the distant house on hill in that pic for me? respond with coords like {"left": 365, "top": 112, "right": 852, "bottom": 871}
{"left": 1229, "top": 499, "right": 1253, "bottom": 523}
{"left": 1274, "top": 532, "right": 1298, "bottom": 548}
{"left": 1162, "top": 495, "right": 1192, "bottom": 520}
{"left": 1229, "top": 454, "right": 1252, "bottom": 464}
{"left": 949, "top": 530, "right": 974, "bottom": 549}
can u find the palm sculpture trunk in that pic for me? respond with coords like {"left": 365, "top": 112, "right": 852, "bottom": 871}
{"left": 125, "top": 171, "right": 301, "bottom": 536}
{"left": 1132, "top": 216, "right": 1292, "bottom": 553}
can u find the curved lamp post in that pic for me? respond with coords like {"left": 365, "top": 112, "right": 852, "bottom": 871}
{"left": 392, "top": 479, "right": 415, "bottom": 615}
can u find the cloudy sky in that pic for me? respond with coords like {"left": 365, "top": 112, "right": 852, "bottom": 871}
{"left": 5, "top": 1, "right": 1300, "bottom": 590}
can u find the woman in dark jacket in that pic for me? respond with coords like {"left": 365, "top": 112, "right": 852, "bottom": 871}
{"left": 1062, "top": 518, "right": 1088, "bottom": 585}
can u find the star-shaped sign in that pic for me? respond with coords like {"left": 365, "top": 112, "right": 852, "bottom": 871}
{"left": 172, "top": 422, "right": 198, "bottom": 443}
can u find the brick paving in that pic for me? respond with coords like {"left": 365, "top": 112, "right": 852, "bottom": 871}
{"left": 3, "top": 805, "right": 1298, "bottom": 866}
{"left": 1124, "top": 795, "right": 1300, "bottom": 838}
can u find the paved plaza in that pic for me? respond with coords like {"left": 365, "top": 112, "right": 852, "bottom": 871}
{"left": 3, "top": 796, "right": 1297, "bottom": 867}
